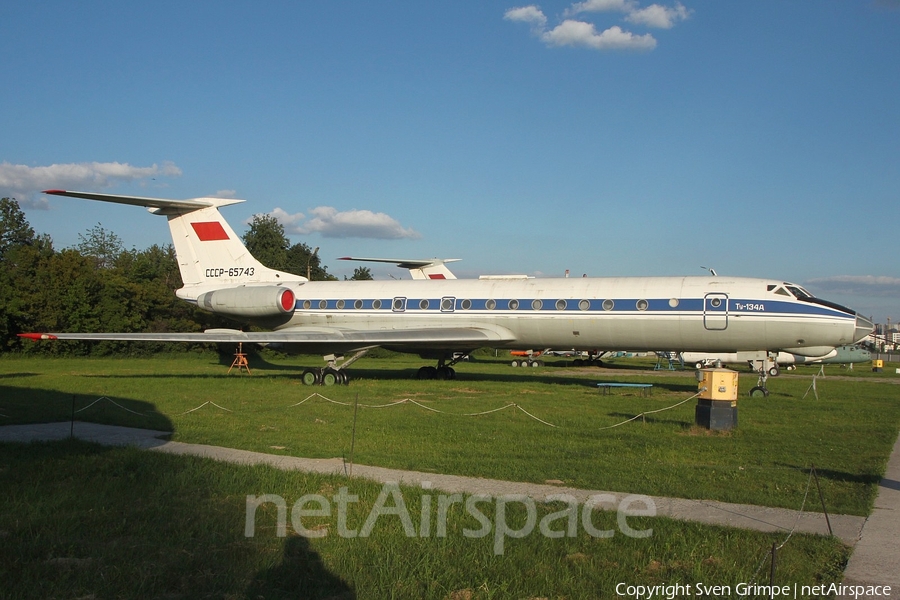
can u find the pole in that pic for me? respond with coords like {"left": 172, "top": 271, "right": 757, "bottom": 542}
{"left": 811, "top": 464, "right": 833, "bottom": 537}
{"left": 307, "top": 246, "right": 319, "bottom": 280}
{"left": 769, "top": 542, "right": 777, "bottom": 591}
{"left": 348, "top": 392, "right": 359, "bottom": 478}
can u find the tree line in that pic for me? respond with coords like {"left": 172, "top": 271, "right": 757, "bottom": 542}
{"left": 0, "top": 198, "right": 371, "bottom": 355}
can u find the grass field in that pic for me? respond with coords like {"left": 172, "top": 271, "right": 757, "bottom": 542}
{"left": 0, "top": 352, "right": 897, "bottom": 598}
{"left": 0, "top": 439, "right": 850, "bottom": 600}
{"left": 2, "top": 352, "right": 897, "bottom": 515}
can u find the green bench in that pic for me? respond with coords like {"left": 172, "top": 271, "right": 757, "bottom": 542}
{"left": 597, "top": 382, "right": 653, "bottom": 397}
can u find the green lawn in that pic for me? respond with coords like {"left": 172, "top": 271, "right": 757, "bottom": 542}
{"left": 2, "top": 352, "right": 898, "bottom": 516}
{"left": 0, "top": 439, "right": 850, "bottom": 600}
{"left": 2, "top": 352, "right": 895, "bottom": 598}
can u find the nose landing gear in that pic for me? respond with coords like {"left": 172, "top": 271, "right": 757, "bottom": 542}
{"left": 748, "top": 352, "right": 775, "bottom": 397}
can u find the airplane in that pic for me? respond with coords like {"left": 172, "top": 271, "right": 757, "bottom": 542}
{"left": 20, "top": 189, "right": 874, "bottom": 394}
{"left": 338, "top": 256, "right": 460, "bottom": 280}
{"left": 681, "top": 344, "right": 872, "bottom": 376}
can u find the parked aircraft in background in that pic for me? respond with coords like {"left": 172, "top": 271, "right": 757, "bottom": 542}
{"left": 21, "top": 190, "right": 874, "bottom": 395}
{"left": 509, "top": 349, "right": 549, "bottom": 367}
{"left": 339, "top": 256, "right": 460, "bottom": 280}
{"left": 682, "top": 345, "right": 872, "bottom": 375}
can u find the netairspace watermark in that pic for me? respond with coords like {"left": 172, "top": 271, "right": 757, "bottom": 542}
{"left": 245, "top": 481, "right": 655, "bottom": 555}
{"left": 615, "top": 582, "right": 893, "bottom": 599}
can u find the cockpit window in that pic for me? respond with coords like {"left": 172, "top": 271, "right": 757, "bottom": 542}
{"left": 784, "top": 284, "right": 856, "bottom": 316}
{"left": 773, "top": 287, "right": 790, "bottom": 297}
{"left": 786, "top": 285, "right": 813, "bottom": 300}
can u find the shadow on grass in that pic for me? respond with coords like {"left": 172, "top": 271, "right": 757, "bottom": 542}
{"left": 606, "top": 412, "right": 693, "bottom": 428}
{"left": 0, "top": 384, "right": 173, "bottom": 431}
{"left": 0, "top": 439, "right": 355, "bottom": 599}
{"left": 776, "top": 462, "right": 883, "bottom": 486}
{"left": 74, "top": 364, "right": 611, "bottom": 387}
{"left": 245, "top": 536, "right": 356, "bottom": 600}
{"left": 57, "top": 354, "right": 702, "bottom": 390}
{"left": 0, "top": 372, "right": 39, "bottom": 379}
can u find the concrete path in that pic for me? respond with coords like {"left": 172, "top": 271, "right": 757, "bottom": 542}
{"left": 2, "top": 421, "right": 897, "bottom": 593}
{"left": 839, "top": 433, "right": 900, "bottom": 598}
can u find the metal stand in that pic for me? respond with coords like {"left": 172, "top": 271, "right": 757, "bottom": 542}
{"left": 228, "top": 342, "right": 251, "bottom": 374}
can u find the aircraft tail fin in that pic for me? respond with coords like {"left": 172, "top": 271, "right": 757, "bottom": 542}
{"left": 44, "top": 190, "right": 306, "bottom": 297}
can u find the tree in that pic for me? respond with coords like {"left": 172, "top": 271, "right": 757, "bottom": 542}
{"left": 348, "top": 266, "right": 373, "bottom": 281}
{"left": 0, "top": 199, "right": 52, "bottom": 351}
{"left": 285, "top": 241, "right": 336, "bottom": 281}
{"left": 0, "top": 197, "right": 35, "bottom": 256}
{"left": 76, "top": 223, "right": 124, "bottom": 269}
{"left": 242, "top": 214, "right": 289, "bottom": 271}
{"left": 243, "top": 215, "right": 337, "bottom": 280}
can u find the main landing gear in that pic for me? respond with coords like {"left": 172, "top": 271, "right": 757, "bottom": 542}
{"left": 300, "top": 350, "right": 369, "bottom": 386}
{"left": 301, "top": 366, "right": 349, "bottom": 386}
{"left": 573, "top": 351, "right": 607, "bottom": 367}
{"left": 511, "top": 358, "right": 544, "bottom": 367}
{"left": 416, "top": 353, "right": 469, "bottom": 380}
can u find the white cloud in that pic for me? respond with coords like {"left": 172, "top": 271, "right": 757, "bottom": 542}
{"left": 506, "top": 0, "right": 689, "bottom": 50}
{"left": 806, "top": 275, "right": 900, "bottom": 298}
{"left": 626, "top": 2, "right": 690, "bottom": 28}
{"left": 504, "top": 5, "right": 547, "bottom": 29}
{"left": 0, "top": 161, "right": 182, "bottom": 209}
{"left": 543, "top": 21, "right": 656, "bottom": 50}
{"left": 264, "top": 206, "right": 421, "bottom": 240}
{"left": 566, "top": 0, "right": 636, "bottom": 15}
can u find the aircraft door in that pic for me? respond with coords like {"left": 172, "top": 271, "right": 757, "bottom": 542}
{"left": 441, "top": 297, "right": 456, "bottom": 313}
{"left": 703, "top": 293, "right": 728, "bottom": 330}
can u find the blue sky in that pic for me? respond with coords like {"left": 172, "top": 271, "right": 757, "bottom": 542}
{"left": 2, "top": 1, "right": 898, "bottom": 323}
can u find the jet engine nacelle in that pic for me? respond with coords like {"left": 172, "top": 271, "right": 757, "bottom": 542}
{"left": 197, "top": 286, "right": 295, "bottom": 318}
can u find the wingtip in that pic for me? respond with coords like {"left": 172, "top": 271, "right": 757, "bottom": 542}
{"left": 17, "top": 333, "right": 58, "bottom": 341}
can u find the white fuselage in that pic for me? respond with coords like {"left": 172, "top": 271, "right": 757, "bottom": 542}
{"left": 248, "top": 275, "right": 867, "bottom": 354}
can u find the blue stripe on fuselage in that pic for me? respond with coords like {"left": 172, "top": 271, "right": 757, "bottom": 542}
{"left": 290, "top": 297, "right": 853, "bottom": 319}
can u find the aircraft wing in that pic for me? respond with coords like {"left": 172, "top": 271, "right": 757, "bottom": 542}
{"left": 19, "top": 325, "right": 515, "bottom": 351}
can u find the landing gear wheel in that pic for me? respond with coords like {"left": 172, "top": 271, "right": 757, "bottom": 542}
{"left": 301, "top": 368, "right": 321, "bottom": 386}
{"left": 768, "top": 366, "right": 780, "bottom": 377}
{"left": 417, "top": 366, "right": 437, "bottom": 380}
{"left": 530, "top": 360, "right": 540, "bottom": 367}
{"left": 695, "top": 361, "right": 704, "bottom": 370}
{"left": 337, "top": 370, "right": 350, "bottom": 385}
{"left": 749, "top": 386, "right": 769, "bottom": 398}
{"left": 436, "top": 366, "right": 456, "bottom": 380}
{"left": 511, "top": 359, "right": 521, "bottom": 367}
{"left": 321, "top": 368, "right": 339, "bottom": 386}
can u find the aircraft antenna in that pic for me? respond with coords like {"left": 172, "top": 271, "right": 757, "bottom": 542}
{"left": 701, "top": 266, "right": 718, "bottom": 276}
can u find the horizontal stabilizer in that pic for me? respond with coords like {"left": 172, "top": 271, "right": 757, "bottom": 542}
{"left": 44, "top": 189, "right": 244, "bottom": 214}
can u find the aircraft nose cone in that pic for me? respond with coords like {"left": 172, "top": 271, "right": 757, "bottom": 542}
{"left": 854, "top": 315, "right": 874, "bottom": 343}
